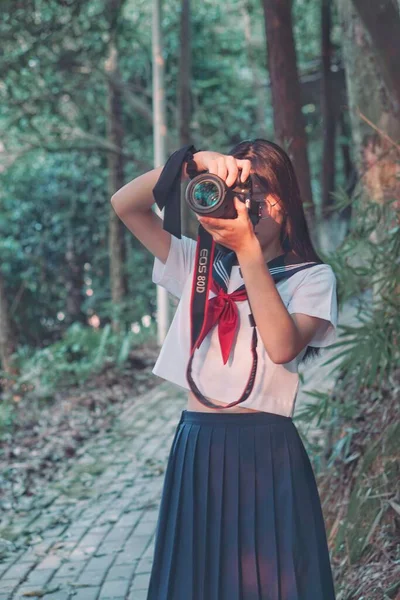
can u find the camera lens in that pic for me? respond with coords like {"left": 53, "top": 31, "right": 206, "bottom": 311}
{"left": 185, "top": 172, "right": 226, "bottom": 216}
{"left": 193, "top": 181, "right": 220, "bottom": 208}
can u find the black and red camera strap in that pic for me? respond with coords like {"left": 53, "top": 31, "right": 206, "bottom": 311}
{"left": 152, "top": 144, "right": 201, "bottom": 240}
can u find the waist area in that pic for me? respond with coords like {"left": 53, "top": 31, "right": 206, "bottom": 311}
{"left": 187, "top": 390, "right": 264, "bottom": 414}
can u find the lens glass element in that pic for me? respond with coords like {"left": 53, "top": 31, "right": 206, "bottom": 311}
{"left": 193, "top": 181, "right": 220, "bottom": 208}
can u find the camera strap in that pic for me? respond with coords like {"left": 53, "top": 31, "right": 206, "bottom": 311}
{"left": 186, "top": 225, "right": 322, "bottom": 409}
{"left": 152, "top": 144, "right": 200, "bottom": 240}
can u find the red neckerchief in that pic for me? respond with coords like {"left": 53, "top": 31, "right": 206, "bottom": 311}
{"left": 194, "top": 279, "right": 247, "bottom": 364}
{"left": 195, "top": 246, "right": 320, "bottom": 365}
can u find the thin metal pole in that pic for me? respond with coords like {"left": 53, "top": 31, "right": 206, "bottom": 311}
{"left": 152, "top": 0, "right": 169, "bottom": 345}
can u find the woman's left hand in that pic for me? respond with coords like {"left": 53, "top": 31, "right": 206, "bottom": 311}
{"left": 196, "top": 196, "right": 258, "bottom": 255}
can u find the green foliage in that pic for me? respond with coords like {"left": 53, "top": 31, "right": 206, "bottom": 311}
{"left": 0, "top": 320, "right": 157, "bottom": 403}
{"left": 334, "top": 420, "right": 400, "bottom": 564}
{"left": 0, "top": 0, "right": 334, "bottom": 172}
{"left": 0, "top": 402, "right": 17, "bottom": 435}
{"left": 323, "top": 195, "right": 399, "bottom": 385}
{"left": 0, "top": 150, "right": 156, "bottom": 345}
{"left": 295, "top": 188, "right": 400, "bottom": 473}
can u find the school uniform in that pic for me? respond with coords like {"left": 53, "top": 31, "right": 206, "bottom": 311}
{"left": 145, "top": 233, "right": 338, "bottom": 600}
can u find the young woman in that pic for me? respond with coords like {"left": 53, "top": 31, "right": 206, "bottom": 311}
{"left": 111, "top": 139, "right": 338, "bottom": 600}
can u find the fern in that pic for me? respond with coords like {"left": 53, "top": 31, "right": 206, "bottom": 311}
{"left": 322, "top": 189, "right": 400, "bottom": 398}
{"left": 294, "top": 184, "right": 399, "bottom": 475}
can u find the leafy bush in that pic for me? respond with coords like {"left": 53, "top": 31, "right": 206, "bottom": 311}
{"left": 295, "top": 188, "right": 400, "bottom": 468}
{"left": 0, "top": 319, "right": 157, "bottom": 404}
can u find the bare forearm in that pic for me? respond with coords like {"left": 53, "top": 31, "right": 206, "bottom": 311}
{"left": 237, "top": 241, "right": 300, "bottom": 364}
{"left": 111, "top": 166, "right": 164, "bottom": 214}
{"left": 111, "top": 151, "right": 205, "bottom": 215}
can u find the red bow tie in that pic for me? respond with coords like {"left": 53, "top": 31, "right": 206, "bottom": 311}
{"left": 195, "top": 280, "right": 248, "bottom": 365}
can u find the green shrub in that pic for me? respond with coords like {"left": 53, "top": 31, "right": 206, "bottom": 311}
{"left": 0, "top": 319, "right": 157, "bottom": 403}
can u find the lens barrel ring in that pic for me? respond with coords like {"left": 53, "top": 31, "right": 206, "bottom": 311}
{"left": 185, "top": 173, "right": 228, "bottom": 215}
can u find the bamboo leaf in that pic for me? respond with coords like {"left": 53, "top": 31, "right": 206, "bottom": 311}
{"left": 361, "top": 506, "right": 385, "bottom": 554}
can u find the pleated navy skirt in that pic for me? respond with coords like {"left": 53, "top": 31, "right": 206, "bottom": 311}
{"left": 146, "top": 409, "right": 336, "bottom": 600}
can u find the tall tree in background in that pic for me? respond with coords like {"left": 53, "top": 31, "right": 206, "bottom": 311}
{"left": 240, "top": 0, "right": 268, "bottom": 140}
{"left": 0, "top": 273, "right": 16, "bottom": 378}
{"left": 351, "top": 0, "right": 400, "bottom": 117}
{"left": 320, "top": 0, "right": 336, "bottom": 214}
{"left": 261, "top": 0, "right": 314, "bottom": 225}
{"left": 178, "top": 0, "right": 197, "bottom": 239}
{"left": 152, "top": 0, "right": 170, "bottom": 344}
{"left": 337, "top": 0, "right": 400, "bottom": 207}
{"left": 106, "top": 0, "right": 128, "bottom": 332}
{"left": 178, "top": 0, "right": 191, "bottom": 148}
{"left": 337, "top": 0, "right": 400, "bottom": 306}
{"left": 65, "top": 225, "right": 86, "bottom": 325}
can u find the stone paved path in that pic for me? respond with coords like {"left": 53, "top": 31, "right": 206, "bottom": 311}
{"left": 0, "top": 388, "right": 185, "bottom": 600}
{"left": 0, "top": 294, "right": 360, "bottom": 600}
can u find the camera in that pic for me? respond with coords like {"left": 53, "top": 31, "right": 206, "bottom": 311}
{"left": 184, "top": 171, "right": 268, "bottom": 227}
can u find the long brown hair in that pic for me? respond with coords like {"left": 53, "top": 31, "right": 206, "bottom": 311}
{"left": 228, "top": 138, "right": 329, "bottom": 364}
{"left": 228, "top": 138, "right": 324, "bottom": 264}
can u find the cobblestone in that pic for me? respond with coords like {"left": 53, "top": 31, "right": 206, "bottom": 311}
{"left": 72, "top": 588, "right": 101, "bottom": 600}
{"left": 0, "top": 384, "right": 186, "bottom": 599}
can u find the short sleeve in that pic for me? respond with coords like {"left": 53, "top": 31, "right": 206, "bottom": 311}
{"left": 287, "top": 264, "right": 338, "bottom": 347}
{"left": 152, "top": 234, "right": 197, "bottom": 299}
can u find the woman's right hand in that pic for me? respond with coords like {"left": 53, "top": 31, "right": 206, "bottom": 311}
{"left": 193, "top": 151, "right": 252, "bottom": 188}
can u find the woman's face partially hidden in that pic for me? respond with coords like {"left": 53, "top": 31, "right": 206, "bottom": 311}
{"left": 253, "top": 193, "right": 286, "bottom": 248}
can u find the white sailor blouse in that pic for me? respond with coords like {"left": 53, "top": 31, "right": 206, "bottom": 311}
{"left": 151, "top": 234, "right": 338, "bottom": 417}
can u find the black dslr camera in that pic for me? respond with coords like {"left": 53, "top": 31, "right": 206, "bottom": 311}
{"left": 184, "top": 171, "right": 268, "bottom": 227}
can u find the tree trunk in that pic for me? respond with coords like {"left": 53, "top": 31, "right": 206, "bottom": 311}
{"left": 320, "top": 0, "right": 336, "bottom": 215}
{"left": 0, "top": 272, "right": 17, "bottom": 380}
{"left": 337, "top": 0, "right": 400, "bottom": 305}
{"left": 65, "top": 232, "right": 86, "bottom": 325}
{"left": 262, "top": 0, "right": 314, "bottom": 224}
{"left": 338, "top": 111, "right": 355, "bottom": 223}
{"left": 178, "top": 0, "right": 197, "bottom": 239}
{"left": 106, "top": 39, "right": 128, "bottom": 332}
{"left": 153, "top": 0, "right": 172, "bottom": 345}
{"left": 351, "top": 0, "right": 400, "bottom": 116}
{"left": 241, "top": 0, "right": 268, "bottom": 139}
{"left": 337, "top": 0, "right": 400, "bottom": 206}
{"left": 178, "top": 0, "right": 191, "bottom": 148}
